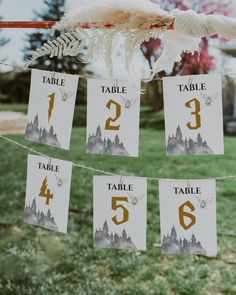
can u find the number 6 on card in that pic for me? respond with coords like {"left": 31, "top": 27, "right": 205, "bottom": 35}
{"left": 159, "top": 179, "right": 217, "bottom": 256}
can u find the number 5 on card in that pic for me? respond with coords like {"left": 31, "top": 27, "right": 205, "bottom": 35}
{"left": 93, "top": 176, "right": 147, "bottom": 250}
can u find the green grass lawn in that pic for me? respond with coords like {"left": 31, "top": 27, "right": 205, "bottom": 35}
{"left": 0, "top": 104, "right": 165, "bottom": 129}
{"left": 0, "top": 128, "right": 236, "bottom": 295}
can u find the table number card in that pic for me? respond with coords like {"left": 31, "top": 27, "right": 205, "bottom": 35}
{"left": 86, "top": 79, "right": 141, "bottom": 157}
{"left": 93, "top": 176, "right": 147, "bottom": 250}
{"left": 24, "top": 154, "right": 72, "bottom": 233}
{"left": 25, "top": 69, "right": 78, "bottom": 150}
{"left": 159, "top": 179, "right": 217, "bottom": 256}
{"left": 163, "top": 74, "right": 224, "bottom": 156}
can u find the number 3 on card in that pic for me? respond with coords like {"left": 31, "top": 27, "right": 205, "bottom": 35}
{"left": 111, "top": 197, "right": 129, "bottom": 225}
{"left": 185, "top": 98, "right": 201, "bottom": 130}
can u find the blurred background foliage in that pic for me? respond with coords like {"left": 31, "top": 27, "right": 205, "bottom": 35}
{"left": 0, "top": 0, "right": 87, "bottom": 106}
{"left": 1, "top": 0, "right": 236, "bottom": 125}
{"left": 141, "top": 0, "right": 233, "bottom": 111}
{"left": 1, "top": 1, "right": 236, "bottom": 294}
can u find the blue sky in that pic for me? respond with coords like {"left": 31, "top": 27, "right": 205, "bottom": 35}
{"left": 0, "top": 0, "right": 46, "bottom": 66}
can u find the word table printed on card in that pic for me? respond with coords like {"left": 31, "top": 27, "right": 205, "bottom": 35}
{"left": 25, "top": 69, "right": 78, "bottom": 150}
{"left": 93, "top": 176, "right": 147, "bottom": 250}
{"left": 86, "top": 79, "right": 141, "bottom": 157}
{"left": 24, "top": 154, "right": 72, "bottom": 233}
{"left": 159, "top": 179, "right": 217, "bottom": 256}
{"left": 163, "top": 73, "right": 224, "bottom": 156}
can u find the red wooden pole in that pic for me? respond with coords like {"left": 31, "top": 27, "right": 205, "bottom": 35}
{"left": 0, "top": 21, "right": 57, "bottom": 28}
{"left": 0, "top": 21, "right": 174, "bottom": 30}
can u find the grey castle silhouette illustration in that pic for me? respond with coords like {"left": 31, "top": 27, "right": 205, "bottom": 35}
{"left": 24, "top": 198, "right": 58, "bottom": 231}
{"left": 162, "top": 225, "right": 207, "bottom": 254}
{"left": 87, "top": 125, "right": 129, "bottom": 156}
{"left": 167, "top": 125, "right": 214, "bottom": 155}
{"left": 94, "top": 220, "right": 136, "bottom": 249}
{"left": 25, "top": 114, "right": 61, "bottom": 148}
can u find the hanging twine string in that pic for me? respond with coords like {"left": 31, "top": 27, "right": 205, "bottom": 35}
{"left": 0, "top": 135, "right": 116, "bottom": 176}
{"left": 0, "top": 62, "right": 163, "bottom": 81}
{"left": 1, "top": 62, "right": 236, "bottom": 180}
{"left": 1, "top": 134, "right": 236, "bottom": 181}
{"left": 1, "top": 62, "right": 236, "bottom": 81}
{"left": 1, "top": 134, "right": 236, "bottom": 243}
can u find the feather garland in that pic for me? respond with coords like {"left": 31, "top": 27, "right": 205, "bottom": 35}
{"left": 26, "top": 31, "right": 83, "bottom": 68}
{"left": 26, "top": 0, "right": 172, "bottom": 81}
{"left": 26, "top": 0, "right": 236, "bottom": 82}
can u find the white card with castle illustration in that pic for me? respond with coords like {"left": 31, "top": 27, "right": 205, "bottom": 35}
{"left": 24, "top": 154, "right": 72, "bottom": 233}
{"left": 163, "top": 73, "right": 224, "bottom": 156}
{"left": 93, "top": 176, "right": 147, "bottom": 250}
{"left": 159, "top": 179, "right": 217, "bottom": 256}
{"left": 86, "top": 79, "right": 141, "bottom": 157}
{"left": 25, "top": 69, "right": 78, "bottom": 150}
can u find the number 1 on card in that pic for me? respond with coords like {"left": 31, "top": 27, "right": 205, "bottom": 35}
{"left": 47, "top": 92, "right": 55, "bottom": 122}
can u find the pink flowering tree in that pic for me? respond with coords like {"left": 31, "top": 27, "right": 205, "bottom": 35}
{"left": 141, "top": 0, "right": 232, "bottom": 110}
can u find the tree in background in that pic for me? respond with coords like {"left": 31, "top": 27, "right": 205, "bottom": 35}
{"left": 0, "top": 18, "right": 9, "bottom": 49}
{"left": 24, "top": 0, "right": 84, "bottom": 73}
{"left": 0, "top": 0, "right": 10, "bottom": 59}
{"left": 141, "top": 0, "right": 232, "bottom": 111}
{"left": 0, "top": 0, "right": 10, "bottom": 101}
{"left": 0, "top": 0, "right": 88, "bottom": 104}
{"left": 23, "top": 0, "right": 87, "bottom": 104}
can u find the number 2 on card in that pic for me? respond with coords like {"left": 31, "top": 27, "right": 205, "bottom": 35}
{"left": 105, "top": 99, "right": 121, "bottom": 131}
